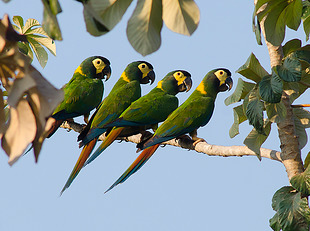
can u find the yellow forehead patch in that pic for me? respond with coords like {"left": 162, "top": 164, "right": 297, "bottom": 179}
{"left": 92, "top": 58, "right": 106, "bottom": 74}
{"left": 157, "top": 80, "right": 163, "bottom": 90}
{"left": 214, "top": 69, "right": 228, "bottom": 85}
{"left": 196, "top": 81, "right": 207, "bottom": 94}
{"left": 173, "top": 71, "right": 186, "bottom": 85}
{"left": 121, "top": 72, "right": 130, "bottom": 82}
{"left": 74, "top": 66, "right": 86, "bottom": 76}
{"left": 138, "top": 63, "right": 152, "bottom": 78}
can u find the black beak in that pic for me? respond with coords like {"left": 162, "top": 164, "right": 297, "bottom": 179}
{"left": 178, "top": 77, "right": 193, "bottom": 92}
{"left": 218, "top": 76, "right": 233, "bottom": 92}
{"left": 101, "top": 65, "right": 111, "bottom": 81}
{"left": 141, "top": 70, "right": 155, "bottom": 85}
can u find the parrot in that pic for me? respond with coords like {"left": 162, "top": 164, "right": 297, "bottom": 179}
{"left": 84, "top": 70, "right": 193, "bottom": 167}
{"left": 105, "top": 68, "right": 233, "bottom": 193}
{"left": 60, "top": 61, "right": 155, "bottom": 194}
{"left": 47, "top": 56, "right": 111, "bottom": 138}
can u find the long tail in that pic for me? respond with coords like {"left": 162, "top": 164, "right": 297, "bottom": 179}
{"left": 60, "top": 139, "right": 97, "bottom": 195}
{"left": 84, "top": 127, "right": 124, "bottom": 167}
{"left": 105, "top": 143, "right": 160, "bottom": 193}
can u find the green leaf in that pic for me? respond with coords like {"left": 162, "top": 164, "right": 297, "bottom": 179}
{"left": 27, "top": 37, "right": 48, "bottom": 68}
{"left": 294, "top": 116, "right": 308, "bottom": 149}
{"left": 271, "top": 186, "right": 310, "bottom": 231}
{"left": 246, "top": 87, "right": 265, "bottom": 134}
{"left": 243, "top": 120, "right": 271, "bottom": 160}
{"left": 127, "top": 0, "right": 163, "bottom": 56}
{"left": 162, "top": 0, "right": 200, "bottom": 36}
{"left": 91, "top": 0, "right": 132, "bottom": 31}
{"left": 265, "top": 101, "right": 287, "bottom": 123}
{"left": 302, "top": 1, "right": 310, "bottom": 41}
{"left": 283, "top": 39, "right": 302, "bottom": 58}
{"left": 27, "top": 34, "right": 56, "bottom": 56}
{"left": 252, "top": 9, "right": 262, "bottom": 45}
{"left": 229, "top": 105, "right": 247, "bottom": 138}
{"left": 42, "top": 0, "right": 63, "bottom": 40}
{"left": 270, "top": 213, "right": 281, "bottom": 231}
{"left": 304, "top": 152, "right": 310, "bottom": 170}
{"left": 263, "top": 1, "right": 287, "bottom": 46}
{"left": 259, "top": 73, "right": 283, "bottom": 103}
{"left": 12, "top": 16, "right": 23, "bottom": 33}
{"left": 23, "top": 18, "right": 40, "bottom": 34}
{"left": 224, "top": 78, "right": 255, "bottom": 106}
{"left": 83, "top": 6, "right": 110, "bottom": 36}
{"left": 276, "top": 57, "right": 302, "bottom": 82}
{"left": 285, "top": 0, "right": 302, "bottom": 31}
{"left": 237, "top": 53, "right": 269, "bottom": 83}
{"left": 294, "top": 108, "right": 310, "bottom": 128}
{"left": 17, "top": 42, "right": 29, "bottom": 56}
{"left": 291, "top": 164, "right": 310, "bottom": 196}
{"left": 293, "top": 47, "right": 310, "bottom": 65}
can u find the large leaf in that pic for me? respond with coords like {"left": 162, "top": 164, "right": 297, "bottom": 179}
{"left": 82, "top": 0, "right": 133, "bottom": 36}
{"left": 285, "top": 0, "right": 302, "bottom": 31}
{"left": 245, "top": 87, "right": 265, "bottom": 134}
{"left": 271, "top": 186, "right": 310, "bottom": 231}
{"left": 263, "top": 1, "right": 287, "bottom": 46}
{"left": 41, "top": 0, "right": 62, "bottom": 40}
{"left": 224, "top": 78, "right": 255, "bottom": 106}
{"left": 304, "top": 152, "right": 310, "bottom": 170}
{"left": 259, "top": 73, "right": 283, "bottom": 103}
{"left": 294, "top": 114, "right": 308, "bottom": 149}
{"left": 1, "top": 99, "right": 37, "bottom": 165}
{"left": 265, "top": 101, "right": 287, "bottom": 123}
{"left": 127, "top": 0, "right": 163, "bottom": 56}
{"left": 283, "top": 39, "right": 302, "bottom": 58}
{"left": 27, "top": 34, "right": 56, "bottom": 56}
{"left": 291, "top": 164, "right": 310, "bottom": 196}
{"left": 243, "top": 120, "right": 271, "bottom": 160}
{"left": 229, "top": 105, "right": 247, "bottom": 138}
{"left": 294, "top": 108, "right": 310, "bottom": 128}
{"left": 23, "top": 18, "right": 40, "bottom": 34}
{"left": 83, "top": 5, "right": 109, "bottom": 36}
{"left": 302, "top": 1, "right": 310, "bottom": 41}
{"left": 162, "top": 0, "right": 200, "bottom": 36}
{"left": 237, "top": 53, "right": 269, "bottom": 83}
{"left": 276, "top": 56, "right": 302, "bottom": 82}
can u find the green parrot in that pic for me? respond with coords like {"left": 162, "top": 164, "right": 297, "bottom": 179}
{"left": 47, "top": 56, "right": 111, "bottom": 138}
{"left": 83, "top": 70, "right": 193, "bottom": 167}
{"left": 60, "top": 61, "right": 155, "bottom": 194}
{"left": 105, "top": 68, "right": 233, "bottom": 193}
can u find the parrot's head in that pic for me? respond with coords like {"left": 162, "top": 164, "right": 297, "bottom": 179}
{"left": 125, "top": 61, "right": 155, "bottom": 85}
{"left": 78, "top": 56, "right": 111, "bottom": 81}
{"left": 158, "top": 70, "right": 192, "bottom": 95}
{"left": 211, "top": 68, "right": 233, "bottom": 92}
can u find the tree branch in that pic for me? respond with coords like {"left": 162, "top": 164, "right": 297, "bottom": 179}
{"left": 60, "top": 120, "right": 282, "bottom": 162}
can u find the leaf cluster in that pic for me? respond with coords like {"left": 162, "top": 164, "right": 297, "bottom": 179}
{"left": 38, "top": 0, "right": 200, "bottom": 56}
{"left": 225, "top": 40, "right": 310, "bottom": 160}
{"left": 0, "top": 15, "right": 63, "bottom": 165}
{"left": 12, "top": 16, "right": 56, "bottom": 68}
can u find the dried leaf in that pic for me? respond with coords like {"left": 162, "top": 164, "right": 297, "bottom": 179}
{"left": 1, "top": 99, "right": 36, "bottom": 165}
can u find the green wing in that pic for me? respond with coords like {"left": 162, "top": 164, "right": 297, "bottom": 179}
{"left": 53, "top": 75, "right": 103, "bottom": 120}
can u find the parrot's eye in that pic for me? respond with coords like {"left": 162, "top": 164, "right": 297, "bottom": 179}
{"left": 177, "top": 72, "right": 181, "bottom": 75}
{"left": 219, "top": 71, "right": 224, "bottom": 75}
{"left": 97, "top": 60, "right": 101, "bottom": 65}
{"left": 141, "top": 64, "right": 146, "bottom": 68}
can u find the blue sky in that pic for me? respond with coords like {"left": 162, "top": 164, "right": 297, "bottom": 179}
{"left": 1, "top": 1, "right": 309, "bottom": 230}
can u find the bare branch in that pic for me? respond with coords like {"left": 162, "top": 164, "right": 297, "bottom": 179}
{"left": 60, "top": 120, "right": 282, "bottom": 162}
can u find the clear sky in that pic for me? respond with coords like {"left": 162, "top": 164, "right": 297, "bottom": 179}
{"left": 1, "top": 1, "right": 309, "bottom": 231}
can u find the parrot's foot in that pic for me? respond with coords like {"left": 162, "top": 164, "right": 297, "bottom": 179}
{"left": 192, "top": 137, "right": 206, "bottom": 146}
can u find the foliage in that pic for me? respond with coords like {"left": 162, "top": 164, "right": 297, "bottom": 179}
{"left": 40, "top": 0, "right": 200, "bottom": 56}
{"left": 0, "top": 15, "right": 63, "bottom": 164}
{"left": 12, "top": 16, "right": 56, "bottom": 68}
{"left": 269, "top": 186, "right": 310, "bottom": 231}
